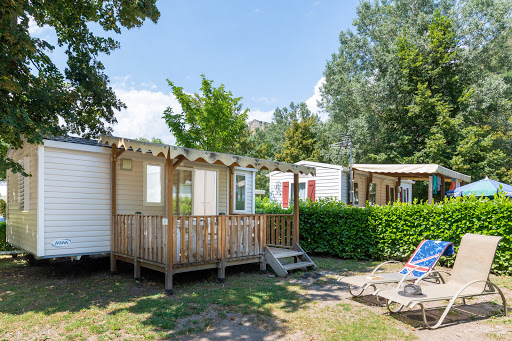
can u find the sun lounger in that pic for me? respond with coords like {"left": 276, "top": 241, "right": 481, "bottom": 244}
{"left": 376, "top": 233, "right": 508, "bottom": 329}
{"left": 339, "top": 240, "right": 454, "bottom": 297}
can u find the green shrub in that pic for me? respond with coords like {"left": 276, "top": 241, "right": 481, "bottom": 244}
{"left": 0, "top": 199, "right": 5, "bottom": 216}
{"left": 0, "top": 222, "right": 15, "bottom": 251}
{"left": 260, "top": 194, "right": 512, "bottom": 275}
{"left": 255, "top": 197, "right": 291, "bottom": 214}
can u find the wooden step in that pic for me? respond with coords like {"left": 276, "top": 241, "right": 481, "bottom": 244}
{"left": 282, "top": 261, "right": 315, "bottom": 271}
{"left": 270, "top": 249, "right": 304, "bottom": 259}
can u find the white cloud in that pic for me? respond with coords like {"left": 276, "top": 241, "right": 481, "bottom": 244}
{"left": 250, "top": 96, "right": 278, "bottom": 105}
{"left": 247, "top": 109, "right": 274, "bottom": 123}
{"left": 305, "top": 77, "right": 327, "bottom": 121}
{"left": 27, "top": 17, "right": 52, "bottom": 36}
{"left": 112, "top": 87, "right": 179, "bottom": 144}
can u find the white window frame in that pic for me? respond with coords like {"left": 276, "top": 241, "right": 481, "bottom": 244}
{"left": 233, "top": 172, "right": 248, "bottom": 213}
{"left": 143, "top": 162, "right": 164, "bottom": 206}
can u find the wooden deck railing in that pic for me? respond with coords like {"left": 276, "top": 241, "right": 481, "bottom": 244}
{"left": 266, "top": 214, "right": 294, "bottom": 248}
{"left": 113, "top": 214, "right": 167, "bottom": 265}
{"left": 113, "top": 214, "right": 267, "bottom": 267}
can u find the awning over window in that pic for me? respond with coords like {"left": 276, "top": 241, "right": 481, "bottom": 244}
{"left": 99, "top": 135, "right": 316, "bottom": 176}
{"left": 352, "top": 164, "right": 471, "bottom": 183}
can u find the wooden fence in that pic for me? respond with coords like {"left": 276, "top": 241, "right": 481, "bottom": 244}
{"left": 266, "top": 214, "right": 294, "bottom": 248}
{"left": 113, "top": 214, "right": 267, "bottom": 268}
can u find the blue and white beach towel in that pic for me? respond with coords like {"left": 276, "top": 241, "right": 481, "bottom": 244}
{"left": 399, "top": 240, "right": 454, "bottom": 278}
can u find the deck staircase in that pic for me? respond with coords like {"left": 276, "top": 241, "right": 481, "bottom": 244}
{"left": 264, "top": 243, "right": 317, "bottom": 277}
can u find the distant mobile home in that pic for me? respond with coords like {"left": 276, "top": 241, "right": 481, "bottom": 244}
{"left": 269, "top": 161, "right": 471, "bottom": 207}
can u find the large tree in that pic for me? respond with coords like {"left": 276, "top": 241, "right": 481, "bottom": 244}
{"left": 321, "top": 0, "right": 512, "bottom": 183}
{"left": 1, "top": 0, "right": 159, "bottom": 176}
{"left": 163, "top": 75, "right": 249, "bottom": 154}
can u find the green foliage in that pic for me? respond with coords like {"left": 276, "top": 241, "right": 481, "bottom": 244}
{"left": 163, "top": 75, "right": 249, "bottom": 154}
{"left": 298, "top": 198, "right": 374, "bottom": 260}
{"left": 0, "top": 0, "right": 160, "bottom": 176}
{"left": 255, "top": 197, "right": 290, "bottom": 214}
{"left": 0, "top": 199, "right": 5, "bottom": 216}
{"left": 321, "top": 0, "right": 512, "bottom": 196}
{"left": 173, "top": 196, "right": 191, "bottom": 215}
{"left": 137, "top": 137, "right": 164, "bottom": 144}
{"left": 245, "top": 102, "right": 329, "bottom": 165}
{"left": 275, "top": 116, "right": 324, "bottom": 164}
{"left": 259, "top": 195, "right": 512, "bottom": 275}
{"left": 0, "top": 222, "right": 15, "bottom": 251}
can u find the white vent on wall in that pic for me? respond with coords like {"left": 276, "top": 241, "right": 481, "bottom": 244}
{"left": 18, "top": 156, "right": 30, "bottom": 212}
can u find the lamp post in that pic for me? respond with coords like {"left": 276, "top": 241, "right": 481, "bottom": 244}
{"left": 329, "top": 134, "right": 354, "bottom": 204}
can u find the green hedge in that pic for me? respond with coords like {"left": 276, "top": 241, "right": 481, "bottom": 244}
{"left": 258, "top": 195, "right": 512, "bottom": 275}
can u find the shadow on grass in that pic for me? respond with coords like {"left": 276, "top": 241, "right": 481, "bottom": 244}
{"left": 389, "top": 301, "right": 508, "bottom": 329}
{"left": 0, "top": 255, "right": 318, "bottom": 339}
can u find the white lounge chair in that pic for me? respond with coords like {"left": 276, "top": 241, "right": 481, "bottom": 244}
{"left": 376, "top": 233, "right": 508, "bottom": 329}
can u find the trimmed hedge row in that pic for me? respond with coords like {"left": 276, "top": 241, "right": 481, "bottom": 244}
{"left": 257, "top": 195, "right": 512, "bottom": 275}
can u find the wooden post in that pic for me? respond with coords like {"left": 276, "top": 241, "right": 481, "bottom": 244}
{"left": 165, "top": 152, "right": 174, "bottom": 294}
{"left": 218, "top": 215, "right": 227, "bottom": 281}
{"left": 228, "top": 166, "right": 234, "bottom": 215}
{"left": 110, "top": 144, "right": 117, "bottom": 273}
{"left": 292, "top": 173, "right": 300, "bottom": 245}
{"left": 428, "top": 175, "right": 433, "bottom": 204}
{"left": 134, "top": 215, "right": 141, "bottom": 279}
{"left": 395, "top": 176, "right": 401, "bottom": 202}
{"left": 440, "top": 175, "right": 446, "bottom": 201}
{"left": 260, "top": 215, "right": 267, "bottom": 273}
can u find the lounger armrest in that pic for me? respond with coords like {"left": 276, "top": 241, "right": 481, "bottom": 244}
{"left": 370, "top": 260, "right": 403, "bottom": 275}
{"left": 454, "top": 280, "right": 503, "bottom": 297}
{"left": 413, "top": 269, "right": 451, "bottom": 285}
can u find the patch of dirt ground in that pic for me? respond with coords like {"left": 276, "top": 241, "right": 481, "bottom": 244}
{"left": 182, "top": 270, "right": 512, "bottom": 341}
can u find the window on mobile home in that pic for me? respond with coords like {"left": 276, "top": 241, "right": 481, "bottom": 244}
{"left": 290, "top": 182, "right": 306, "bottom": 201}
{"left": 235, "top": 174, "right": 246, "bottom": 211}
{"left": 144, "top": 164, "right": 163, "bottom": 205}
{"left": 173, "top": 169, "right": 192, "bottom": 215}
{"left": 353, "top": 183, "right": 359, "bottom": 205}
{"left": 369, "top": 183, "right": 377, "bottom": 205}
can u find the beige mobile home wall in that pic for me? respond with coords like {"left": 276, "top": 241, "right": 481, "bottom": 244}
{"left": 6, "top": 144, "right": 39, "bottom": 254}
{"left": 43, "top": 141, "right": 111, "bottom": 257}
{"left": 115, "top": 156, "right": 230, "bottom": 215}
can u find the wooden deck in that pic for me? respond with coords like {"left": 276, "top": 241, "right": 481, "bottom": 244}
{"left": 111, "top": 213, "right": 295, "bottom": 291}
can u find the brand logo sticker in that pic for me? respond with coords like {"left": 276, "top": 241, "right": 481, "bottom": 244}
{"left": 51, "top": 239, "right": 72, "bottom": 247}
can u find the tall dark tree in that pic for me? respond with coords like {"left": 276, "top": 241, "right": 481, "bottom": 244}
{"left": 322, "top": 0, "right": 512, "bottom": 183}
{"left": 1, "top": 0, "right": 160, "bottom": 176}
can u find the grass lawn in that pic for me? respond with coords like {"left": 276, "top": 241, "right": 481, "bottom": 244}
{"left": 0, "top": 255, "right": 510, "bottom": 340}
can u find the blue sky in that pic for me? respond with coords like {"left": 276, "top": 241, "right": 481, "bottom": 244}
{"left": 31, "top": 1, "right": 360, "bottom": 143}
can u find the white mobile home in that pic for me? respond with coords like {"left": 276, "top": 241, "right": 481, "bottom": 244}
{"left": 269, "top": 161, "right": 471, "bottom": 207}
{"left": 6, "top": 136, "right": 317, "bottom": 291}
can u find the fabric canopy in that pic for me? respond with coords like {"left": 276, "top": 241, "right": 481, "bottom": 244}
{"left": 446, "top": 177, "right": 512, "bottom": 197}
{"left": 352, "top": 164, "right": 471, "bottom": 183}
{"left": 99, "top": 135, "right": 316, "bottom": 176}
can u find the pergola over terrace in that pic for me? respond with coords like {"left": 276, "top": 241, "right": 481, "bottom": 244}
{"left": 352, "top": 164, "right": 471, "bottom": 204}
{"left": 99, "top": 135, "right": 316, "bottom": 293}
